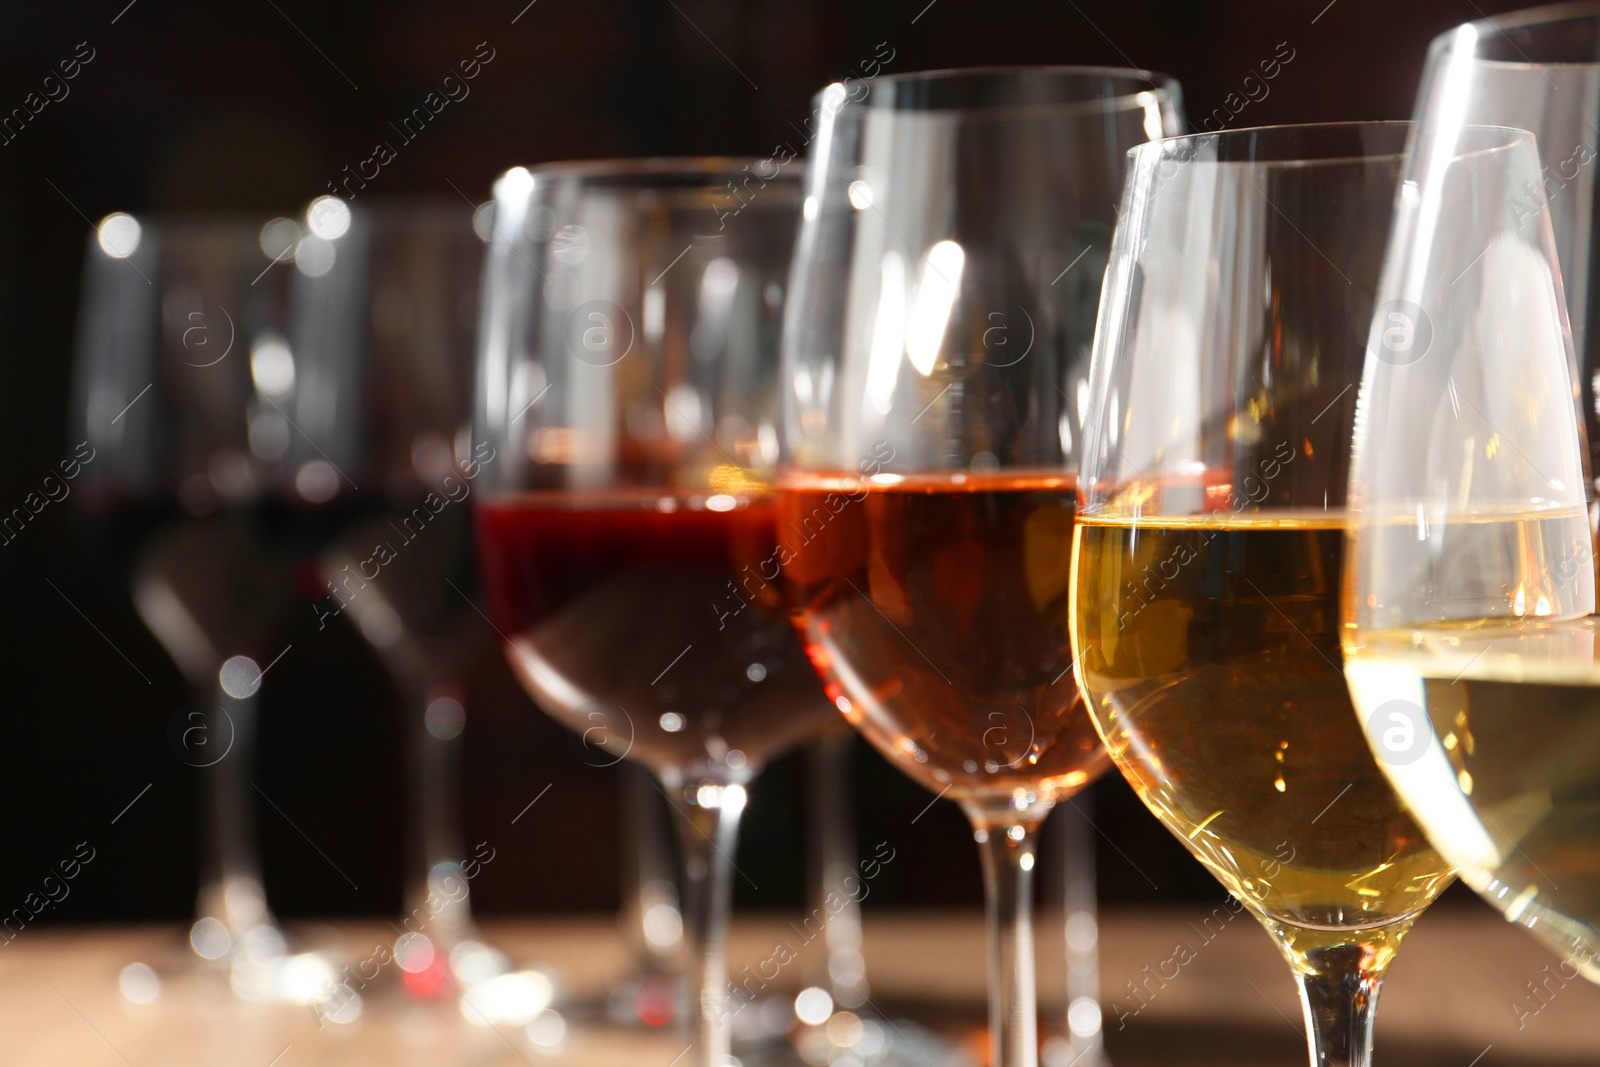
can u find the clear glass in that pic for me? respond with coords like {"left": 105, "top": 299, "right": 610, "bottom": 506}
{"left": 1046, "top": 791, "right": 1108, "bottom": 1067}
{"left": 471, "top": 158, "right": 835, "bottom": 1067}
{"left": 778, "top": 66, "right": 1181, "bottom": 1067}
{"left": 613, "top": 762, "right": 683, "bottom": 1026}
{"left": 70, "top": 211, "right": 345, "bottom": 1009}
{"left": 299, "top": 197, "right": 539, "bottom": 1004}
{"left": 1071, "top": 122, "right": 1457, "bottom": 1067}
{"left": 70, "top": 198, "right": 521, "bottom": 1016}
{"left": 1402, "top": 3, "right": 1600, "bottom": 475}
{"left": 1346, "top": 9, "right": 1600, "bottom": 985}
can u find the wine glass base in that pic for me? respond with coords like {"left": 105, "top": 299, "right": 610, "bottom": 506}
{"left": 1040, "top": 1030, "right": 1110, "bottom": 1067}
{"left": 603, "top": 970, "right": 682, "bottom": 1029}
{"left": 769, "top": 1012, "right": 976, "bottom": 1067}
{"left": 114, "top": 922, "right": 353, "bottom": 1017}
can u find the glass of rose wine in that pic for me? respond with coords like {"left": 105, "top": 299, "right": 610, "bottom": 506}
{"left": 471, "top": 159, "right": 835, "bottom": 1067}
{"left": 1344, "top": 19, "right": 1600, "bottom": 984}
{"left": 777, "top": 67, "right": 1181, "bottom": 1067}
{"left": 1069, "top": 122, "right": 1459, "bottom": 1067}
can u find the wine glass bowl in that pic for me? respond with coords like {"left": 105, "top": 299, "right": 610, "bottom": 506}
{"left": 778, "top": 474, "right": 1106, "bottom": 810}
{"left": 1071, "top": 121, "right": 1456, "bottom": 1067}
{"left": 478, "top": 490, "right": 823, "bottom": 784}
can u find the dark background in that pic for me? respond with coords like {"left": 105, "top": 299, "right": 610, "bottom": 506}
{"left": 0, "top": 0, "right": 1513, "bottom": 926}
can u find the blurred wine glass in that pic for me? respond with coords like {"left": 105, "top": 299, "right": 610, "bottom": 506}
{"left": 71, "top": 210, "right": 348, "bottom": 1011}
{"left": 297, "top": 196, "right": 555, "bottom": 1008}
{"left": 778, "top": 67, "right": 1181, "bottom": 1067}
{"left": 1042, "top": 791, "right": 1106, "bottom": 1067}
{"left": 611, "top": 762, "right": 684, "bottom": 1027}
{"left": 472, "top": 158, "right": 836, "bottom": 1067}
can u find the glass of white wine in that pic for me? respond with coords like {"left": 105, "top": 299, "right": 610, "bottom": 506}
{"left": 1070, "top": 122, "right": 1456, "bottom": 1067}
{"left": 1344, "top": 17, "right": 1600, "bottom": 984}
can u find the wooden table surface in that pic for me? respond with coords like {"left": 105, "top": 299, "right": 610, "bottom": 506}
{"left": 3, "top": 904, "right": 1596, "bottom": 1066}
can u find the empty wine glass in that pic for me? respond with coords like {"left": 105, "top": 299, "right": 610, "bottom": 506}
{"left": 471, "top": 158, "right": 835, "bottom": 1067}
{"left": 1071, "top": 122, "right": 1458, "bottom": 1067}
{"left": 1343, "top": 24, "right": 1600, "bottom": 981}
{"left": 778, "top": 67, "right": 1181, "bottom": 1067}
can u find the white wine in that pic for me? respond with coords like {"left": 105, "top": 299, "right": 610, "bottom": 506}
{"left": 1347, "top": 616, "right": 1600, "bottom": 981}
{"left": 1072, "top": 513, "right": 1454, "bottom": 971}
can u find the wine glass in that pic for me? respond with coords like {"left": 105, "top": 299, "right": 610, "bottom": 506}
{"left": 70, "top": 210, "right": 347, "bottom": 1011}
{"left": 778, "top": 67, "right": 1181, "bottom": 1067}
{"left": 1070, "top": 122, "right": 1457, "bottom": 1067}
{"left": 296, "top": 195, "right": 558, "bottom": 1009}
{"left": 1343, "top": 24, "right": 1600, "bottom": 982}
{"left": 471, "top": 158, "right": 836, "bottom": 1067}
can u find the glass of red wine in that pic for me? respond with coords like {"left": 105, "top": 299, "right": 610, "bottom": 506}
{"left": 70, "top": 209, "right": 350, "bottom": 1010}
{"left": 776, "top": 68, "right": 1181, "bottom": 1067}
{"left": 471, "top": 159, "right": 833, "bottom": 1066}
{"left": 294, "top": 195, "right": 567, "bottom": 1017}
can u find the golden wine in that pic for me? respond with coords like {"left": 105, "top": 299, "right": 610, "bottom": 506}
{"left": 1071, "top": 513, "right": 1453, "bottom": 969}
{"left": 1347, "top": 617, "right": 1600, "bottom": 981}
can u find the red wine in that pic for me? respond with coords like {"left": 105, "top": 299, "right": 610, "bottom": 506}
{"left": 476, "top": 490, "right": 832, "bottom": 778}
{"left": 75, "top": 495, "right": 385, "bottom": 678}
{"left": 778, "top": 473, "right": 1108, "bottom": 805}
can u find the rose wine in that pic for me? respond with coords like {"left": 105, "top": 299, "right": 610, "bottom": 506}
{"left": 1347, "top": 611, "right": 1600, "bottom": 981}
{"left": 476, "top": 490, "right": 832, "bottom": 778}
{"left": 777, "top": 473, "right": 1107, "bottom": 806}
{"left": 1071, "top": 513, "right": 1453, "bottom": 964}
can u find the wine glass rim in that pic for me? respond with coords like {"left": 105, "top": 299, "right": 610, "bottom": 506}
{"left": 1131, "top": 120, "right": 1410, "bottom": 167}
{"left": 282, "top": 194, "right": 486, "bottom": 244}
{"left": 91, "top": 201, "right": 474, "bottom": 232}
{"left": 89, "top": 208, "right": 269, "bottom": 230}
{"left": 812, "top": 64, "right": 1178, "bottom": 116}
{"left": 1452, "top": 1, "right": 1600, "bottom": 66}
{"left": 84, "top": 203, "right": 449, "bottom": 236}
{"left": 305, "top": 192, "right": 479, "bottom": 216}
{"left": 81, "top": 211, "right": 282, "bottom": 263}
{"left": 1129, "top": 119, "right": 1533, "bottom": 167}
{"left": 1454, "top": 0, "right": 1600, "bottom": 47}
{"left": 500, "top": 156, "right": 803, "bottom": 187}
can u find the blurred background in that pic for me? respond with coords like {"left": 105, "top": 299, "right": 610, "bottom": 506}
{"left": 0, "top": 0, "right": 1531, "bottom": 924}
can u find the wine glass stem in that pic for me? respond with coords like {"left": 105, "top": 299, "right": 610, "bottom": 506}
{"left": 622, "top": 763, "right": 682, "bottom": 973}
{"left": 1058, "top": 795, "right": 1107, "bottom": 1066}
{"left": 807, "top": 733, "right": 865, "bottom": 1000}
{"left": 403, "top": 676, "right": 468, "bottom": 933}
{"left": 971, "top": 811, "right": 1044, "bottom": 1067}
{"left": 1294, "top": 945, "right": 1385, "bottom": 1067}
{"left": 667, "top": 778, "right": 745, "bottom": 1067}
{"left": 199, "top": 683, "right": 267, "bottom": 933}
